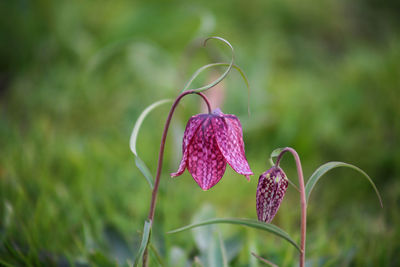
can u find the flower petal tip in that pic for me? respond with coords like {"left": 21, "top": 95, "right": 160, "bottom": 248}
{"left": 198, "top": 183, "right": 212, "bottom": 191}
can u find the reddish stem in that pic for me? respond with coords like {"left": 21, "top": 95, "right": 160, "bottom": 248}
{"left": 275, "top": 147, "right": 307, "bottom": 267}
{"left": 142, "top": 90, "right": 211, "bottom": 266}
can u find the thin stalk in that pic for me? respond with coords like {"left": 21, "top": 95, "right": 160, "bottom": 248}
{"left": 142, "top": 90, "right": 211, "bottom": 267}
{"left": 275, "top": 147, "right": 307, "bottom": 267}
{"left": 251, "top": 252, "right": 278, "bottom": 267}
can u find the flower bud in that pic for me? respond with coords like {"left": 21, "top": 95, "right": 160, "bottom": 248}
{"left": 256, "top": 166, "right": 288, "bottom": 223}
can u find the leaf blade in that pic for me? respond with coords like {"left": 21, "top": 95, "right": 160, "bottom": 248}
{"left": 269, "top": 147, "right": 285, "bottom": 166}
{"left": 135, "top": 156, "right": 154, "bottom": 189}
{"left": 134, "top": 220, "right": 152, "bottom": 267}
{"left": 268, "top": 147, "right": 300, "bottom": 192}
{"left": 305, "top": 161, "right": 383, "bottom": 207}
{"left": 129, "top": 99, "right": 172, "bottom": 189}
{"left": 181, "top": 62, "right": 251, "bottom": 115}
{"left": 183, "top": 37, "right": 234, "bottom": 93}
{"left": 167, "top": 218, "right": 300, "bottom": 252}
{"left": 129, "top": 99, "right": 172, "bottom": 156}
{"left": 251, "top": 252, "right": 278, "bottom": 267}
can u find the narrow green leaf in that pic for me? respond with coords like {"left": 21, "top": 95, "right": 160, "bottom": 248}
{"left": 135, "top": 156, "right": 153, "bottom": 189}
{"left": 134, "top": 220, "right": 152, "bottom": 267}
{"left": 5, "top": 240, "right": 31, "bottom": 266}
{"left": 129, "top": 99, "right": 172, "bottom": 156}
{"left": 268, "top": 147, "right": 300, "bottom": 192}
{"left": 305, "top": 161, "right": 383, "bottom": 207}
{"left": 167, "top": 218, "right": 300, "bottom": 252}
{"left": 251, "top": 252, "right": 278, "bottom": 267}
{"left": 149, "top": 243, "right": 165, "bottom": 267}
{"left": 129, "top": 99, "right": 172, "bottom": 188}
{"left": 183, "top": 37, "right": 234, "bottom": 93}
{"left": 269, "top": 147, "right": 285, "bottom": 166}
{"left": 0, "top": 259, "right": 14, "bottom": 267}
{"left": 181, "top": 63, "right": 251, "bottom": 115}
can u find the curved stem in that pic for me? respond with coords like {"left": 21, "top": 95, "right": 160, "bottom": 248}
{"left": 197, "top": 92, "right": 212, "bottom": 114}
{"left": 142, "top": 90, "right": 211, "bottom": 266}
{"left": 275, "top": 147, "right": 307, "bottom": 267}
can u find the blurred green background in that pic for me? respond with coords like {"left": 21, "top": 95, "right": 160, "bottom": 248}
{"left": 1, "top": 0, "right": 399, "bottom": 266}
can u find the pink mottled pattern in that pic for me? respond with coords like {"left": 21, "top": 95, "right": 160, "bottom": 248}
{"left": 187, "top": 118, "right": 227, "bottom": 190}
{"left": 171, "top": 108, "right": 253, "bottom": 190}
{"left": 171, "top": 114, "right": 206, "bottom": 177}
{"left": 256, "top": 167, "right": 288, "bottom": 223}
{"left": 212, "top": 111, "right": 253, "bottom": 180}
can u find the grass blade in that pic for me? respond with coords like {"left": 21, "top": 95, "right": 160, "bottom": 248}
{"left": 134, "top": 220, "right": 152, "bottom": 267}
{"left": 0, "top": 259, "right": 14, "bottom": 267}
{"left": 305, "top": 161, "right": 383, "bottom": 207}
{"left": 269, "top": 147, "right": 285, "bottom": 166}
{"left": 181, "top": 62, "right": 251, "bottom": 115}
{"left": 167, "top": 218, "right": 300, "bottom": 252}
{"left": 269, "top": 147, "right": 300, "bottom": 192}
{"left": 251, "top": 252, "right": 278, "bottom": 267}
{"left": 149, "top": 243, "right": 165, "bottom": 267}
{"left": 129, "top": 99, "right": 172, "bottom": 156}
{"left": 135, "top": 156, "right": 154, "bottom": 189}
{"left": 183, "top": 36, "right": 234, "bottom": 93}
{"left": 129, "top": 99, "right": 172, "bottom": 188}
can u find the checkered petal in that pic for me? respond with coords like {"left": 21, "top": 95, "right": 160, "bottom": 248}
{"left": 187, "top": 117, "right": 227, "bottom": 190}
{"left": 171, "top": 114, "right": 207, "bottom": 177}
{"left": 212, "top": 109, "right": 253, "bottom": 180}
{"left": 256, "top": 167, "right": 288, "bottom": 223}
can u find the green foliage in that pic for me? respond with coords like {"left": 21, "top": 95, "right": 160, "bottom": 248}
{"left": 168, "top": 218, "right": 300, "bottom": 252}
{"left": 305, "top": 161, "right": 383, "bottom": 207}
{"left": 129, "top": 99, "right": 172, "bottom": 189}
{"left": 182, "top": 37, "right": 234, "bottom": 93}
{"left": 1, "top": 0, "right": 399, "bottom": 266}
{"left": 133, "top": 220, "right": 152, "bottom": 267}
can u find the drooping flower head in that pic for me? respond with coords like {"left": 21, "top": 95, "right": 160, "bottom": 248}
{"left": 256, "top": 166, "right": 288, "bottom": 223}
{"left": 171, "top": 108, "right": 253, "bottom": 190}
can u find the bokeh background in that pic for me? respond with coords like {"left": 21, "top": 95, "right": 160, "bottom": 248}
{"left": 1, "top": 0, "right": 399, "bottom": 266}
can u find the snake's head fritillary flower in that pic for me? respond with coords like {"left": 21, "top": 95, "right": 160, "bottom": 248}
{"left": 171, "top": 108, "right": 253, "bottom": 190}
{"left": 256, "top": 166, "right": 288, "bottom": 223}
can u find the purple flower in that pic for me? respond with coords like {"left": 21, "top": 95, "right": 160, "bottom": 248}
{"left": 256, "top": 166, "right": 288, "bottom": 223}
{"left": 171, "top": 108, "right": 253, "bottom": 190}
